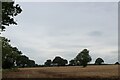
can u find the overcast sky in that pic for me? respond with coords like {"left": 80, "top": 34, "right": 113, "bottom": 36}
{"left": 2, "top": 2, "right": 118, "bottom": 64}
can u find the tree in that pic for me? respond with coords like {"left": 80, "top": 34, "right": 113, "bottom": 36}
{"left": 16, "top": 55, "right": 36, "bottom": 67}
{"left": 115, "top": 62, "right": 119, "bottom": 65}
{"left": 75, "top": 49, "right": 92, "bottom": 67}
{"left": 27, "top": 60, "right": 35, "bottom": 67}
{"left": 2, "top": 37, "right": 36, "bottom": 68}
{"left": 61, "top": 59, "right": 68, "bottom": 66}
{"left": 16, "top": 55, "right": 29, "bottom": 67}
{"left": 52, "top": 56, "right": 68, "bottom": 66}
{"left": 69, "top": 59, "right": 76, "bottom": 66}
{"left": 1, "top": 1, "right": 37, "bottom": 69}
{"left": 95, "top": 58, "right": 104, "bottom": 65}
{"left": 2, "top": 37, "right": 22, "bottom": 69}
{"left": 1, "top": 1, "right": 22, "bottom": 69}
{"left": 44, "top": 59, "right": 52, "bottom": 67}
{"left": 1, "top": 1, "right": 22, "bottom": 31}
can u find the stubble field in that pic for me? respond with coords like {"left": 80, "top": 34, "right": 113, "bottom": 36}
{"left": 2, "top": 65, "right": 120, "bottom": 80}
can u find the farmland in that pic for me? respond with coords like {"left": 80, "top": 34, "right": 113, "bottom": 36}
{"left": 2, "top": 65, "right": 119, "bottom": 80}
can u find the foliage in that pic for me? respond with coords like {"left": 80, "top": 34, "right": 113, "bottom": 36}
{"left": 1, "top": 1, "right": 22, "bottom": 31}
{"left": 1, "top": 1, "right": 37, "bottom": 69}
{"left": 27, "top": 60, "right": 36, "bottom": 67}
{"left": 69, "top": 59, "right": 76, "bottom": 66}
{"left": 2, "top": 37, "right": 36, "bottom": 69}
{"left": 95, "top": 58, "right": 104, "bottom": 65}
{"left": 44, "top": 59, "right": 52, "bottom": 67}
{"left": 2, "top": 37, "right": 20, "bottom": 69}
{"left": 75, "top": 49, "right": 92, "bottom": 67}
{"left": 52, "top": 56, "right": 68, "bottom": 66}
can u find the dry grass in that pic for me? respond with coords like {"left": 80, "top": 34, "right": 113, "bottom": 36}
{"left": 2, "top": 65, "right": 119, "bottom": 78}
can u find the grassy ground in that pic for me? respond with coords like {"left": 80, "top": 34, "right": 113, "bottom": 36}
{"left": 2, "top": 65, "right": 119, "bottom": 79}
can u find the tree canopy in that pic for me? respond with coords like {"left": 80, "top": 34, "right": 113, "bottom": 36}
{"left": 44, "top": 59, "right": 52, "bottom": 67}
{"left": 115, "top": 62, "right": 119, "bottom": 65}
{"left": 69, "top": 59, "right": 76, "bottom": 66}
{"left": 52, "top": 56, "right": 68, "bottom": 66}
{"left": 95, "top": 58, "right": 104, "bottom": 65}
{"left": 75, "top": 49, "right": 92, "bottom": 67}
{"left": 2, "top": 37, "right": 36, "bottom": 69}
{"left": 1, "top": 1, "right": 22, "bottom": 32}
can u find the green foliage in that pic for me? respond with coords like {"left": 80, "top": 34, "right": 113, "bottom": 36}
{"left": 2, "top": 37, "right": 36, "bottom": 69}
{"left": 52, "top": 56, "right": 68, "bottom": 66}
{"left": 75, "top": 49, "right": 92, "bottom": 67}
{"left": 16, "top": 55, "right": 36, "bottom": 67}
{"left": 69, "top": 59, "right": 76, "bottom": 66}
{"left": 2, "top": 37, "right": 20, "bottom": 69}
{"left": 16, "top": 55, "right": 29, "bottom": 67}
{"left": 27, "top": 60, "right": 35, "bottom": 67}
{"left": 1, "top": 1, "right": 22, "bottom": 31}
{"left": 44, "top": 59, "right": 52, "bottom": 67}
{"left": 1, "top": 1, "right": 37, "bottom": 69}
{"left": 95, "top": 58, "right": 104, "bottom": 65}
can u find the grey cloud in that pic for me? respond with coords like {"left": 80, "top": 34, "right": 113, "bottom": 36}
{"left": 88, "top": 31, "right": 103, "bottom": 36}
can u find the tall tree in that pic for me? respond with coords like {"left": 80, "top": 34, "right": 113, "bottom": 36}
{"left": 95, "top": 58, "right": 104, "bottom": 65}
{"left": 75, "top": 49, "right": 92, "bottom": 67}
{"left": 1, "top": 1, "right": 37, "bottom": 68}
{"left": 1, "top": 1, "right": 22, "bottom": 32}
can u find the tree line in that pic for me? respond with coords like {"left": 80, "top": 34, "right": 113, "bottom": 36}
{"left": 44, "top": 51, "right": 119, "bottom": 68}
{"left": 2, "top": 38, "right": 119, "bottom": 69}
{"left": 44, "top": 49, "right": 107, "bottom": 67}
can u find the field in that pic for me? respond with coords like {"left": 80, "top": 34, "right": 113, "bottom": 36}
{"left": 2, "top": 65, "right": 120, "bottom": 80}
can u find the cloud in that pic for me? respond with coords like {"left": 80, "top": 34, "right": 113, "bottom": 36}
{"left": 110, "top": 50, "right": 118, "bottom": 54}
{"left": 88, "top": 31, "right": 103, "bottom": 36}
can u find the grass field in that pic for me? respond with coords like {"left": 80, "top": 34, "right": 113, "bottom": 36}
{"left": 2, "top": 65, "right": 119, "bottom": 79}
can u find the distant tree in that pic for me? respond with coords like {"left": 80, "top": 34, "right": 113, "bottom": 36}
{"left": 44, "top": 59, "right": 52, "bottom": 67}
{"left": 35, "top": 64, "right": 39, "bottom": 67}
{"left": 1, "top": 1, "right": 22, "bottom": 32}
{"left": 61, "top": 59, "right": 68, "bottom": 66}
{"left": 27, "top": 60, "right": 35, "bottom": 67}
{"left": 16, "top": 55, "right": 35, "bottom": 67}
{"left": 52, "top": 56, "right": 68, "bottom": 66}
{"left": 16, "top": 55, "right": 29, "bottom": 67}
{"left": 75, "top": 49, "right": 92, "bottom": 67}
{"left": 115, "top": 62, "right": 119, "bottom": 65}
{"left": 69, "top": 59, "right": 76, "bottom": 66}
{"left": 95, "top": 58, "right": 104, "bottom": 65}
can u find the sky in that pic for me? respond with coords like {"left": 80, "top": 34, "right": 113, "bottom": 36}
{"left": 14, "top": 0, "right": 119, "bottom": 2}
{"left": 2, "top": 2, "right": 118, "bottom": 64}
